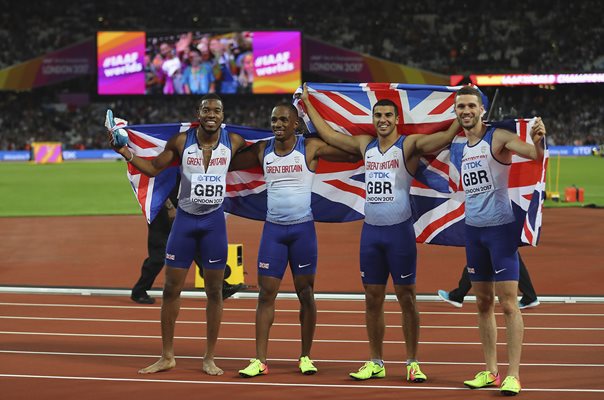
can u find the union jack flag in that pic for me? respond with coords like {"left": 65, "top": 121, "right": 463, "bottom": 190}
{"left": 122, "top": 122, "right": 186, "bottom": 223}
{"left": 298, "top": 83, "right": 547, "bottom": 246}
{"left": 117, "top": 82, "right": 546, "bottom": 247}
{"left": 411, "top": 119, "right": 547, "bottom": 247}
{"left": 118, "top": 122, "right": 364, "bottom": 223}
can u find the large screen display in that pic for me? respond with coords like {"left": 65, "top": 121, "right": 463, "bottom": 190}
{"left": 97, "top": 31, "right": 301, "bottom": 95}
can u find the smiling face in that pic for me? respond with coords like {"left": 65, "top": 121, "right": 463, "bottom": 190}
{"left": 454, "top": 93, "right": 485, "bottom": 131}
{"left": 270, "top": 105, "right": 298, "bottom": 142}
{"left": 197, "top": 99, "right": 224, "bottom": 135}
{"left": 372, "top": 104, "right": 399, "bottom": 138}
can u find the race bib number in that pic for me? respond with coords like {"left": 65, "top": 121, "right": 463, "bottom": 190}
{"left": 366, "top": 171, "right": 395, "bottom": 203}
{"left": 462, "top": 158, "right": 496, "bottom": 195}
{"left": 190, "top": 173, "right": 226, "bottom": 205}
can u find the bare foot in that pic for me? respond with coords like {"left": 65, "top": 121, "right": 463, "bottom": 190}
{"left": 202, "top": 358, "right": 224, "bottom": 375}
{"left": 138, "top": 357, "right": 176, "bottom": 374}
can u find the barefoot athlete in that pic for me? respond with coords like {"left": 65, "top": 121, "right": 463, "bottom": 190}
{"left": 108, "top": 93, "right": 247, "bottom": 375}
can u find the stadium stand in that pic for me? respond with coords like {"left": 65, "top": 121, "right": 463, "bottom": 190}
{"left": 0, "top": 0, "right": 602, "bottom": 149}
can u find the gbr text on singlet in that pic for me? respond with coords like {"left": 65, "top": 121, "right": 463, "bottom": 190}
{"left": 365, "top": 159, "right": 399, "bottom": 203}
{"left": 190, "top": 173, "right": 226, "bottom": 205}
{"left": 462, "top": 155, "right": 495, "bottom": 195}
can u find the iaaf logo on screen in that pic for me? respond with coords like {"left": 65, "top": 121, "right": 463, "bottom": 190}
{"left": 103, "top": 52, "right": 143, "bottom": 77}
{"left": 255, "top": 51, "right": 294, "bottom": 76}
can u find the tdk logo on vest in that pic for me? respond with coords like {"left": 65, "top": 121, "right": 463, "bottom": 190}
{"left": 368, "top": 172, "right": 390, "bottom": 179}
{"left": 463, "top": 161, "right": 483, "bottom": 169}
{"left": 195, "top": 175, "right": 223, "bottom": 183}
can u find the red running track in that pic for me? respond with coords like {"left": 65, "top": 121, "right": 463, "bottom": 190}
{"left": 1, "top": 293, "right": 603, "bottom": 400}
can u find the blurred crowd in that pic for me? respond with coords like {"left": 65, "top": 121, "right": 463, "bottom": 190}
{"left": 0, "top": 0, "right": 602, "bottom": 150}
{"left": 483, "top": 85, "right": 603, "bottom": 147}
{"left": 0, "top": 85, "right": 286, "bottom": 150}
{"left": 3, "top": 0, "right": 602, "bottom": 73}
{"left": 2, "top": 84, "right": 600, "bottom": 151}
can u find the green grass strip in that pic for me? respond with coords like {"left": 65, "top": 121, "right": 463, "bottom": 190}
{"left": 0, "top": 156, "right": 601, "bottom": 216}
{"left": 0, "top": 161, "right": 140, "bottom": 217}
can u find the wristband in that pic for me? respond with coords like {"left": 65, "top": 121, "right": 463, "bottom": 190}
{"left": 125, "top": 151, "right": 134, "bottom": 162}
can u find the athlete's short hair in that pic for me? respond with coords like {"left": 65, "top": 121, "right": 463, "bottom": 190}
{"left": 198, "top": 93, "right": 223, "bottom": 109}
{"left": 273, "top": 102, "right": 299, "bottom": 119}
{"left": 455, "top": 86, "right": 483, "bottom": 106}
{"left": 373, "top": 99, "right": 399, "bottom": 117}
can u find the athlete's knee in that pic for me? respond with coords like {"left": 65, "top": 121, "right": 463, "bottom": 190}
{"left": 296, "top": 285, "right": 315, "bottom": 307}
{"left": 364, "top": 289, "right": 385, "bottom": 311}
{"left": 476, "top": 293, "right": 495, "bottom": 313}
{"left": 206, "top": 286, "right": 223, "bottom": 303}
{"left": 163, "top": 279, "right": 183, "bottom": 300}
{"left": 258, "top": 286, "right": 278, "bottom": 305}
{"left": 501, "top": 302, "right": 520, "bottom": 317}
{"left": 498, "top": 296, "right": 520, "bottom": 316}
{"left": 395, "top": 286, "right": 416, "bottom": 306}
{"left": 200, "top": 267, "right": 224, "bottom": 297}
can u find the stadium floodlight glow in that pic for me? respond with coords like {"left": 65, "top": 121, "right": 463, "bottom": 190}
{"left": 466, "top": 73, "right": 604, "bottom": 86}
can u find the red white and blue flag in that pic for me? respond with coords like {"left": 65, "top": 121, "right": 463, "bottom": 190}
{"left": 119, "top": 82, "right": 546, "bottom": 247}
{"left": 297, "top": 83, "right": 547, "bottom": 246}
{"left": 121, "top": 122, "right": 187, "bottom": 224}
{"left": 120, "top": 122, "right": 365, "bottom": 224}
{"left": 409, "top": 119, "right": 547, "bottom": 247}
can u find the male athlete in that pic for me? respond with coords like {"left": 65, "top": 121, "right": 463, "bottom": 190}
{"left": 301, "top": 84, "right": 459, "bottom": 383}
{"left": 454, "top": 85, "right": 545, "bottom": 396}
{"left": 109, "top": 93, "right": 247, "bottom": 375}
{"left": 231, "top": 102, "right": 358, "bottom": 377}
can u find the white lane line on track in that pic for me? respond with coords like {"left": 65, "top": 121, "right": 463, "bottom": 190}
{"left": 0, "top": 374, "right": 603, "bottom": 393}
{"left": 2, "top": 288, "right": 603, "bottom": 305}
{"left": 0, "top": 331, "right": 602, "bottom": 346}
{"left": 1, "top": 303, "right": 603, "bottom": 317}
{"left": 1, "top": 350, "right": 603, "bottom": 368}
{"left": 1, "top": 316, "right": 602, "bottom": 331}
